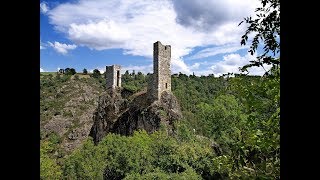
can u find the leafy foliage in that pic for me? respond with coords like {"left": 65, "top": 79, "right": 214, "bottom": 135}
{"left": 122, "top": 70, "right": 148, "bottom": 92}
{"left": 60, "top": 78, "right": 280, "bottom": 178}
{"left": 63, "top": 129, "right": 230, "bottom": 179}
{"left": 238, "top": 0, "right": 280, "bottom": 73}
{"left": 40, "top": 141, "right": 63, "bottom": 180}
{"left": 92, "top": 69, "right": 101, "bottom": 78}
{"left": 83, "top": 68, "right": 88, "bottom": 74}
{"left": 64, "top": 68, "right": 76, "bottom": 75}
{"left": 41, "top": 69, "right": 279, "bottom": 179}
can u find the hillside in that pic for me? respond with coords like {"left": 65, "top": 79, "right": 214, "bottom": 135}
{"left": 40, "top": 72, "right": 280, "bottom": 179}
{"left": 40, "top": 73, "right": 105, "bottom": 154}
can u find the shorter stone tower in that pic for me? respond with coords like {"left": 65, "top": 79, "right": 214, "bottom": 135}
{"left": 148, "top": 41, "right": 171, "bottom": 101}
{"left": 105, "top": 65, "right": 121, "bottom": 90}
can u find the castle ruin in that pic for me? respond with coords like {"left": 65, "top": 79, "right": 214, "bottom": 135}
{"left": 90, "top": 41, "right": 180, "bottom": 142}
{"left": 148, "top": 41, "right": 171, "bottom": 101}
{"left": 105, "top": 65, "right": 121, "bottom": 90}
{"left": 106, "top": 41, "right": 171, "bottom": 101}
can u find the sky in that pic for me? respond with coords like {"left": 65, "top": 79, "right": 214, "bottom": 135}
{"left": 40, "top": 0, "right": 273, "bottom": 76}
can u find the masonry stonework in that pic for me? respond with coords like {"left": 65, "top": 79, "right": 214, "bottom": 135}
{"left": 105, "top": 65, "right": 121, "bottom": 90}
{"left": 148, "top": 41, "right": 171, "bottom": 101}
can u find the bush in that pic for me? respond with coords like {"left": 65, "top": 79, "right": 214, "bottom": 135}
{"left": 63, "top": 129, "right": 228, "bottom": 179}
{"left": 40, "top": 141, "right": 63, "bottom": 179}
{"left": 65, "top": 68, "right": 76, "bottom": 75}
{"left": 74, "top": 74, "right": 79, "bottom": 80}
{"left": 92, "top": 69, "right": 101, "bottom": 78}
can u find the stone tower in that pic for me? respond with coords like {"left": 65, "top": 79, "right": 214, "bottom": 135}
{"left": 105, "top": 65, "right": 121, "bottom": 90}
{"left": 148, "top": 41, "right": 171, "bottom": 101}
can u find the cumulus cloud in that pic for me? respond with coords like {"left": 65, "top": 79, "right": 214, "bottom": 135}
{"left": 190, "top": 63, "right": 200, "bottom": 70}
{"left": 172, "top": 0, "right": 259, "bottom": 31}
{"left": 48, "top": 41, "right": 77, "bottom": 55}
{"left": 89, "top": 52, "right": 269, "bottom": 77}
{"left": 188, "top": 43, "right": 249, "bottom": 60}
{"left": 208, "top": 53, "right": 271, "bottom": 76}
{"left": 40, "top": 2, "right": 49, "bottom": 14}
{"left": 40, "top": 68, "right": 45, "bottom": 72}
{"left": 45, "top": 0, "right": 260, "bottom": 74}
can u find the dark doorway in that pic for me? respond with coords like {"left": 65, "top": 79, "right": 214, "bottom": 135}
{"left": 117, "top": 70, "right": 120, "bottom": 87}
{"left": 165, "top": 83, "right": 167, "bottom": 89}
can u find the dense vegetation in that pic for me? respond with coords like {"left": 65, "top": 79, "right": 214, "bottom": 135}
{"left": 40, "top": 70, "right": 279, "bottom": 179}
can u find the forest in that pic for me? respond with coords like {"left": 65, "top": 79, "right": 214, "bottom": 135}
{"left": 40, "top": 68, "right": 279, "bottom": 179}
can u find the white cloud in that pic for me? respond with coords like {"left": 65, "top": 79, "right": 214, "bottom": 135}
{"left": 46, "top": 0, "right": 259, "bottom": 74}
{"left": 190, "top": 63, "right": 200, "bottom": 70}
{"left": 40, "top": 40, "right": 46, "bottom": 49}
{"left": 121, "top": 64, "right": 153, "bottom": 74}
{"left": 40, "top": 68, "right": 45, "bottom": 72}
{"left": 48, "top": 41, "right": 77, "bottom": 55}
{"left": 40, "top": 2, "right": 49, "bottom": 14}
{"left": 89, "top": 68, "right": 105, "bottom": 74}
{"left": 172, "top": 0, "right": 259, "bottom": 31}
{"left": 208, "top": 53, "right": 271, "bottom": 76}
{"left": 187, "top": 43, "right": 249, "bottom": 60}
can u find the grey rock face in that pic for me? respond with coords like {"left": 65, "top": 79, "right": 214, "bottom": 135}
{"left": 89, "top": 90, "right": 182, "bottom": 144}
{"left": 89, "top": 89, "right": 128, "bottom": 143}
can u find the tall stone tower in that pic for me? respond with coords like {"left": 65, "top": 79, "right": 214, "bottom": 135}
{"left": 105, "top": 65, "right": 121, "bottom": 90}
{"left": 148, "top": 41, "right": 171, "bottom": 101}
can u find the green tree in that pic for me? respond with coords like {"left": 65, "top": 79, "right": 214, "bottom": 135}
{"left": 64, "top": 68, "right": 76, "bottom": 75}
{"left": 122, "top": 70, "right": 131, "bottom": 82}
{"left": 92, "top": 69, "right": 101, "bottom": 78}
{"left": 136, "top": 71, "right": 144, "bottom": 81}
{"left": 40, "top": 141, "right": 62, "bottom": 179}
{"left": 239, "top": 0, "right": 280, "bottom": 73}
{"left": 124, "top": 168, "right": 202, "bottom": 180}
{"left": 63, "top": 138, "right": 106, "bottom": 179}
{"left": 83, "top": 68, "right": 88, "bottom": 74}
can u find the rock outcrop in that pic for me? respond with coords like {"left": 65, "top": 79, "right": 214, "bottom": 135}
{"left": 89, "top": 89, "right": 182, "bottom": 144}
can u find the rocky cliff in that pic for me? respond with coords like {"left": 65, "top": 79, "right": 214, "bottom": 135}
{"left": 89, "top": 89, "right": 182, "bottom": 144}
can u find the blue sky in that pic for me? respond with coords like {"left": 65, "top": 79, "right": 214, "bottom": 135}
{"left": 40, "top": 0, "right": 273, "bottom": 76}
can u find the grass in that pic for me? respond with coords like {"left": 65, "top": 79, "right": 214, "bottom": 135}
{"left": 40, "top": 72, "right": 94, "bottom": 80}
{"left": 77, "top": 74, "right": 91, "bottom": 79}
{"left": 41, "top": 72, "right": 57, "bottom": 75}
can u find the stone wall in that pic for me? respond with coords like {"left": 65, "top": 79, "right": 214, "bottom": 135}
{"left": 148, "top": 41, "right": 171, "bottom": 101}
{"left": 105, "top": 65, "right": 121, "bottom": 90}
